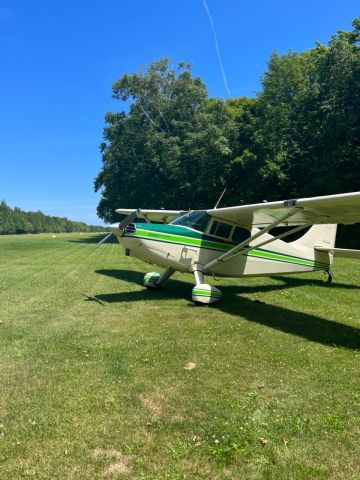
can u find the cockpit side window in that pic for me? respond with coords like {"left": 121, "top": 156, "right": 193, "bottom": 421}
{"left": 210, "top": 221, "right": 232, "bottom": 239}
{"left": 232, "top": 226, "right": 250, "bottom": 243}
{"left": 171, "top": 211, "right": 211, "bottom": 232}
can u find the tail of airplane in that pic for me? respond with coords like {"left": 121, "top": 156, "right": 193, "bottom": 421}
{"left": 292, "top": 224, "right": 337, "bottom": 268}
{"left": 294, "top": 224, "right": 337, "bottom": 249}
{"left": 295, "top": 224, "right": 360, "bottom": 262}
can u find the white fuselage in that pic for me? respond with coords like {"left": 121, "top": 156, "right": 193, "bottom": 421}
{"left": 113, "top": 223, "right": 331, "bottom": 278}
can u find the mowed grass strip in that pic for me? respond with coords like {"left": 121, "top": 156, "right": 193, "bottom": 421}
{"left": 0, "top": 233, "right": 359, "bottom": 479}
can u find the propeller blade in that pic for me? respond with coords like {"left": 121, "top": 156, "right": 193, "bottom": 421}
{"left": 97, "top": 232, "right": 113, "bottom": 246}
{"left": 109, "top": 209, "right": 140, "bottom": 237}
{"left": 98, "top": 210, "right": 140, "bottom": 246}
{"left": 118, "top": 209, "right": 139, "bottom": 232}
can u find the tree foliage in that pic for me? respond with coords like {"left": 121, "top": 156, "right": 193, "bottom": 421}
{"left": 95, "top": 20, "right": 360, "bottom": 245}
{"left": 95, "top": 59, "right": 237, "bottom": 221}
{"left": 0, "top": 201, "right": 105, "bottom": 235}
{"left": 253, "top": 21, "right": 360, "bottom": 199}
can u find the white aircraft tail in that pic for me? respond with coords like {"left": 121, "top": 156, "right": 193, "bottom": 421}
{"left": 296, "top": 225, "right": 360, "bottom": 262}
{"left": 294, "top": 224, "right": 337, "bottom": 249}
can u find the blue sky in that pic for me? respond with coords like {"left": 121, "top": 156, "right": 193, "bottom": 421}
{"left": 0, "top": 1, "right": 358, "bottom": 224}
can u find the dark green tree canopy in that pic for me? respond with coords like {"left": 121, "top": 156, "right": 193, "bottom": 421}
{"left": 95, "top": 59, "right": 238, "bottom": 222}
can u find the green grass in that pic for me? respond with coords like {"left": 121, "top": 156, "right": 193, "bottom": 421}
{"left": 0, "top": 233, "right": 360, "bottom": 479}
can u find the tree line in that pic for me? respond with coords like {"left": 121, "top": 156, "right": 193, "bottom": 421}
{"left": 0, "top": 201, "right": 105, "bottom": 235}
{"left": 95, "top": 19, "right": 360, "bottom": 246}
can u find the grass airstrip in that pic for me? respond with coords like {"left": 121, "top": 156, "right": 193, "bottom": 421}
{"left": 0, "top": 233, "right": 359, "bottom": 479}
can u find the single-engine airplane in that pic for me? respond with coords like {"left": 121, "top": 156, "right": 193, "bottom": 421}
{"left": 102, "top": 191, "right": 360, "bottom": 304}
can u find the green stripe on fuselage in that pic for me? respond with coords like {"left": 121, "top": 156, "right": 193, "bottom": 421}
{"left": 134, "top": 227, "right": 229, "bottom": 252}
{"left": 124, "top": 223, "right": 329, "bottom": 269}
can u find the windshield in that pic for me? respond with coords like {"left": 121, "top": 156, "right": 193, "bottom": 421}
{"left": 171, "top": 211, "right": 211, "bottom": 232}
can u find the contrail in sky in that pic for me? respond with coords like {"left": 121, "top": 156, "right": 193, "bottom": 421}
{"left": 202, "top": 0, "right": 231, "bottom": 96}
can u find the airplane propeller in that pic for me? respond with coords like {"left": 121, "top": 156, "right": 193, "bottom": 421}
{"left": 97, "top": 232, "right": 113, "bottom": 246}
{"left": 96, "top": 209, "right": 139, "bottom": 246}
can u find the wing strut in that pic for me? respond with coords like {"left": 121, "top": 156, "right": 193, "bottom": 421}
{"left": 203, "top": 208, "right": 298, "bottom": 272}
{"left": 235, "top": 223, "right": 311, "bottom": 258}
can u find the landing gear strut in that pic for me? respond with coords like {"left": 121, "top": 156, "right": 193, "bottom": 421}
{"left": 143, "top": 265, "right": 223, "bottom": 304}
{"left": 191, "top": 265, "right": 222, "bottom": 305}
{"left": 143, "top": 268, "right": 174, "bottom": 289}
{"left": 325, "top": 270, "right": 333, "bottom": 284}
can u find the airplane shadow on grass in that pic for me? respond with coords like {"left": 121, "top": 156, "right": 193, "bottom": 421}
{"left": 89, "top": 269, "right": 360, "bottom": 350}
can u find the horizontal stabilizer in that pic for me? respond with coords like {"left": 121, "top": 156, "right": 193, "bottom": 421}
{"left": 315, "top": 247, "right": 360, "bottom": 259}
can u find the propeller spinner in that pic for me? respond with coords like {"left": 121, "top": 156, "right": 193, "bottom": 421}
{"left": 97, "top": 209, "right": 139, "bottom": 246}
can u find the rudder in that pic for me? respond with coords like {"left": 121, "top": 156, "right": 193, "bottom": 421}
{"left": 294, "top": 224, "right": 337, "bottom": 249}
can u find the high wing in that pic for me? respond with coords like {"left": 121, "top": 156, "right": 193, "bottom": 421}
{"left": 115, "top": 208, "right": 184, "bottom": 224}
{"left": 207, "top": 191, "right": 360, "bottom": 227}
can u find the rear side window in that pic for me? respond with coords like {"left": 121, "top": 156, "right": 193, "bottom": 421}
{"left": 269, "top": 226, "right": 311, "bottom": 243}
{"left": 232, "top": 226, "right": 250, "bottom": 244}
{"left": 210, "top": 221, "right": 232, "bottom": 239}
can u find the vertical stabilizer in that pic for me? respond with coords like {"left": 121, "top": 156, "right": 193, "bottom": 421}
{"left": 294, "top": 224, "right": 337, "bottom": 249}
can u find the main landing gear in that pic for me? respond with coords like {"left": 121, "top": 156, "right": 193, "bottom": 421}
{"left": 325, "top": 270, "right": 333, "bottom": 284}
{"left": 143, "top": 265, "right": 222, "bottom": 304}
{"left": 143, "top": 268, "right": 175, "bottom": 290}
{"left": 190, "top": 265, "right": 222, "bottom": 304}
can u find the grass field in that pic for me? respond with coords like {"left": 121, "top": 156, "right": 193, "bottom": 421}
{"left": 0, "top": 233, "right": 359, "bottom": 479}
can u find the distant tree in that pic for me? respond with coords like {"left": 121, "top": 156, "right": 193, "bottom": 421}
{"left": 0, "top": 201, "right": 105, "bottom": 235}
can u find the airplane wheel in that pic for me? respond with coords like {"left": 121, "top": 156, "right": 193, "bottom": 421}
{"left": 192, "top": 284, "right": 222, "bottom": 304}
{"left": 144, "top": 272, "right": 161, "bottom": 288}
